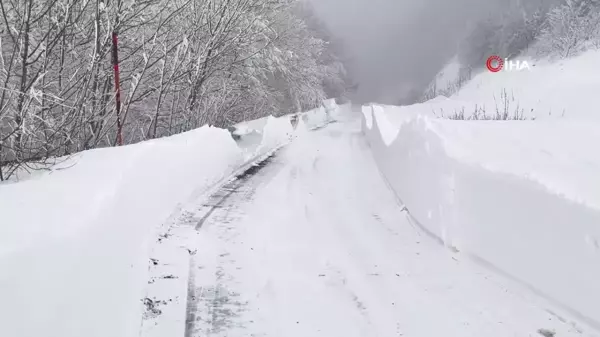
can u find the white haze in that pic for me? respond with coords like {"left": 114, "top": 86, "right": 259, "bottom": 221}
{"left": 308, "top": 0, "right": 507, "bottom": 104}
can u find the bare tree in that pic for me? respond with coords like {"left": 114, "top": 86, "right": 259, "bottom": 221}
{"left": 538, "top": 0, "right": 600, "bottom": 57}
{"left": 0, "top": 0, "right": 347, "bottom": 180}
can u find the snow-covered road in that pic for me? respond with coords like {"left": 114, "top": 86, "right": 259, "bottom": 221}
{"left": 182, "top": 115, "right": 589, "bottom": 337}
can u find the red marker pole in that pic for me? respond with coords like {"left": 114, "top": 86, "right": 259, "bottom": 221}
{"left": 112, "top": 31, "right": 123, "bottom": 146}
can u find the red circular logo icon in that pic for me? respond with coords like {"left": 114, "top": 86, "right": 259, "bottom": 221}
{"left": 486, "top": 55, "right": 503, "bottom": 72}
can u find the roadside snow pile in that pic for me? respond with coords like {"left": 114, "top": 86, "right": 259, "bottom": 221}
{"left": 370, "top": 105, "right": 398, "bottom": 145}
{"left": 0, "top": 100, "right": 336, "bottom": 337}
{"left": 429, "top": 120, "right": 600, "bottom": 209}
{"left": 233, "top": 103, "right": 336, "bottom": 152}
{"left": 0, "top": 126, "right": 244, "bottom": 337}
{"left": 303, "top": 98, "right": 337, "bottom": 128}
{"left": 362, "top": 49, "right": 600, "bottom": 331}
{"left": 363, "top": 110, "right": 600, "bottom": 331}
{"left": 255, "top": 115, "right": 295, "bottom": 154}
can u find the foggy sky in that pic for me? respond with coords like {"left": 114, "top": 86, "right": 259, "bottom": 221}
{"left": 308, "top": 0, "right": 502, "bottom": 104}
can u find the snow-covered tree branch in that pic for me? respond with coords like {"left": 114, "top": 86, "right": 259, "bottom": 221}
{"left": 0, "top": 0, "right": 351, "bottom": 180}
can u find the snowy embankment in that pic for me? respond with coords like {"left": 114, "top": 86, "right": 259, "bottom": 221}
{"left": 0, "top": 101, "right": 335, "bottom": 337}
{"left": 362, "top": 51, "right": 600, "bottom": 331}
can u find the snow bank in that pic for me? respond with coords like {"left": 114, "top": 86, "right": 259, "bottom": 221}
{"left": 234, "top": 103, "right": 335, "bottom": 152}
{"left": 0, "top": 106, "right": 313, "bottom": 337}
{"left": 362, "top": 107, "right": 600, "bottom": 330}
{"left": 255, "top": 115, "right": 295, "bottom": 154}
{"left": 360, "top": 48, "right": 600, "bottom": 332}
{"left": 303, "top": 101, "right": 336, "bottom": 129}
{"left": 0, "top": 126, "right": 243, "bottom": 337}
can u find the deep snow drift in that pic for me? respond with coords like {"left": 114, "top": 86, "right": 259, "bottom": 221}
{"left": 0, "top": 103, "right": 335, "bottom": 337}
{"left": 362, "top": 49, "right": 600, "bottom": 331}
{"left": 0, "top": 125, "right": 245, "bottom": 337}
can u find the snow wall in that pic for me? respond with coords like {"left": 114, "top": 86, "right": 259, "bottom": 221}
{"left": 361, "top": 104, "right": 600, "bottom": 330}
{"left": 0, "top": 103, "right": 334, "bottom": 337}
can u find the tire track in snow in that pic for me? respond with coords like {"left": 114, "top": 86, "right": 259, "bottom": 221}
{"left": 184, "top": 153, "right": 279, "bottom": 337}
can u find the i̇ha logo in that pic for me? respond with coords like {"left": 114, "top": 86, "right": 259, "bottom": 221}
{"left": 486, "top": 55, "right": 531, "bottom": 72}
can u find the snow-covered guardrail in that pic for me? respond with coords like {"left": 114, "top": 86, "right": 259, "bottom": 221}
{"left": 361, "top": 104, "right": 600, "bottom": 331}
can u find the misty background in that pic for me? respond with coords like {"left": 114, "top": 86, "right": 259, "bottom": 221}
{"left": 307, "top": 0, "right": 521, "bottom": 104}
